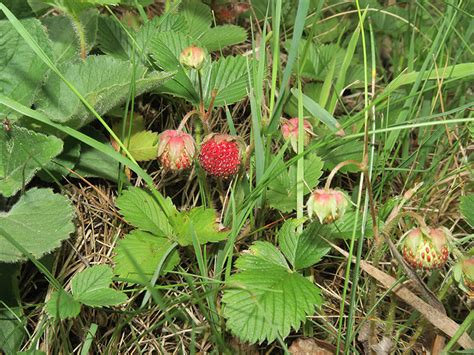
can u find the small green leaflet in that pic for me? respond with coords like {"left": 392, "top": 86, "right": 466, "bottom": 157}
{"left": 71, "top": 265, "right": 127, "bottom": 307}
{"left": 115, "top": 187, "right": 176, "bottom": 236}
{"left": 222, "top": 241, "right": 322, "bottom": 344}
{"left": 47, "top": 265, "right": 127, "bottom": 320}
{"left": 112, "top": 115, "right": 159, "bottom": 162}
{"left": 460, "top": 194, "right": 474, "bottom": 227}
{"left": 267, "top": 154, "right": 323, "bottom": 212}
{"left": 46, "top": 290, "right": 81, "bottom": 320}
{"left": 172, "top": 207, "right": 230, "bottom": 246}
{"left": 113, "top": 230, "right": 180, "bottom": 283}
{"left": 278, "top": 220, "right": 331, "bottom": 270}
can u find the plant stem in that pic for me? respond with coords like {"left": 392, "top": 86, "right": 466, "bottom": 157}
{"left": 69, "top": 14, "right": 87, "bottom": 60}
{"left": 177, "top": 110, "right": 197, "bottom": 132}
{"left": 324, "top": 160, "right": 362, "bottom": 190}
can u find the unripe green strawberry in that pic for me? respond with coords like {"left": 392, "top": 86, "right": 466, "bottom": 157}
{"left": 461, "top": 257, "right": 474, "bottom": 292}
{"left": 307, "top": 189, "right": 349, "bottom": 224}
{"left": 179, "top": 45, "right": 205, "bottom": 70}
{"left": 280, "top": 118, "right": 313, "bottom": 153}
{"left": 402, "top": 227, "right": 450, "bottom": 270}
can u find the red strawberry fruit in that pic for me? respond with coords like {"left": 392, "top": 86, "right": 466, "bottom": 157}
{"left": 157, "top": 130, "right": 195, "bottom": 171}
{"left": 402, "top": 227, "right": 450, "bottom": 270}
{"left": 198, "top": 134, "right": 244, "bottom": 178}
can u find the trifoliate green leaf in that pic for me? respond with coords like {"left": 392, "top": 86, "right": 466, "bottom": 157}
{"left": 0, "top": 126, "right": 63, "bottom": 197}
{"left": 113, "top": 230, "right": 180, "bottom": 283}
{"left": 222, "top": 241, "right": 322, "bottom": 344}
{"left": 172, "top": 207, "right": 229, "bottom": 246}
{"left": 71, "top": 265, "right": 127, "bottom": 307}
{"left": 0, "top": 188, "right": 74, "bottom": 263}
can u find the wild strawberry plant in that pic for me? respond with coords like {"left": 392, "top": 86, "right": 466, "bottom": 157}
{"left": 0, "top": 0, "right": 473, "bottom": 353}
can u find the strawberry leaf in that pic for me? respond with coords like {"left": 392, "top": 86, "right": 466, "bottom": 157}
{"left": 113, "top": 230, "right": 180, "bottom": 283}
{"left": 71, "top": 265, "right": 127, "bottom": 307}
{"left": 35, "top": 56, "right": 173, "bottom": 129}
{"left": 172, "top": 207, "right": 229, "bottom": 246}
{"left": 46, "top": 290, "right": 81, "bottom": 320}
{"left": 460, "top": 194, "right": 474, "bottom": 227}
{"left": 116, "top": 187, "right": 176, "bottom": 236}
{"left": 267, "top": 154, "right": 323, "bottom": 213}
{"left": 0, "top": 188, "right": 74, "bottom": 263}
{"left": 0, "top": 126, "right": 63, "bottom": 197}
{"left": 279, "top": 220, "right": 331, "bottom": 270}
{"left": 0, "top": 19, "right": 52, "bottom": 119}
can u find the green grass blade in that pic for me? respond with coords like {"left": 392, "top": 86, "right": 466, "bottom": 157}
{"left": 267, "top": 0, "right": 310, "bottom": 134}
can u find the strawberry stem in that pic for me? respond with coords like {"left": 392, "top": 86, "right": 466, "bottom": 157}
{"left": 324, "top": 159, "right": 363, "bottom": 190}
{"left": 177, "top": 110, "right": 197, "bottom": 132}
{"left": 69, "top": 14, "right": 87, "bottom": 60}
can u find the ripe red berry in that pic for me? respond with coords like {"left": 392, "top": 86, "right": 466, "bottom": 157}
{"left": 157, "top": 130, "right": 195, "bottom": 171}
{"left": 402, "top": 227, "right": 450, "bottom": 270}
{"left": 198, "top": 134, "right": 244, "bottom": 178}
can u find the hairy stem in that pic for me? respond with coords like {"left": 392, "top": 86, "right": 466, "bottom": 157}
{"left": 69, "top": 14, "right": 87, "bottom": 60}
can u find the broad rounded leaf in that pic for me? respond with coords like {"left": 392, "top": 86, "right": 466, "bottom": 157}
{"left": 0, "top": 188, "right": 74, "bottom": 263}
{"left": 41, "top": 12, "right": 98, "bottom": 64}
{"left": 0, "top": 19, "right": 52, "bottom": 119}
{"left": 0, "top": 126, "right": 63, "bottom": 197}
{"left": 35, "top": 56, "right": 173, "bottom": 129}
